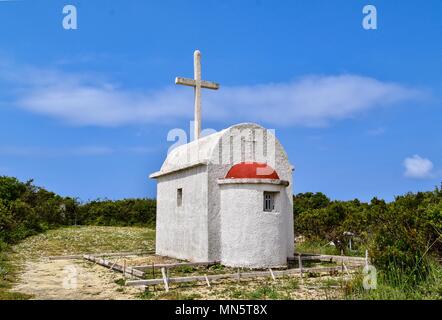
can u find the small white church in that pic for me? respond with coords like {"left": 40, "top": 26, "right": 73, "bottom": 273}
{"left": 150, "top": 50, "right": 295, "bottom": 268}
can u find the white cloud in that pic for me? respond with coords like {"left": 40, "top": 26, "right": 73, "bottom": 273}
{"left": 403, "top": 155, "right": 435, "bottom": 179}
{"left": 206, "top": 76, "right": 423, "bottom": 127}
{"left": 1, "top": 62, "right": 425, "bottom": 127}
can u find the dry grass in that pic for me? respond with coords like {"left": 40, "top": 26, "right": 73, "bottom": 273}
{"left": 4, "top": 226, "right": 355, "bottom": 300}
{"left": 2, "top": 226, "right": 154, "bottom": 300}
{"left": 11, "top": 226, "right": 155, "bottom": 261}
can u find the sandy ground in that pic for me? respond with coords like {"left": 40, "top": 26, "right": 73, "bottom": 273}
{"left": 10, "top": 255, "right": 347, "bottom": 300}
{"left": 6, "top": 227, "right": 351, "bottom": 300}
{"left": 10, "top": 258, "right": 143, "bottom": 300}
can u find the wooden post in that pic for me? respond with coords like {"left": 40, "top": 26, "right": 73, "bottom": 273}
{"left": 298, "top": 254, "right": 303, "bottom": 283}
{"left": 123, "top": 259, "right": 127, "bottom": 278}
{"left": 343, "top": 262, "right": 350, "bottom": 275}
{"left": 125, "top": 265, "right": 364, "bottom": 288}
{"left": 51, "top": 250, "right": 154, "bottom": 261}
{"left": 204, "top": 274, "right": 211, "bottom": 287}
{"left": 269, "top": 268, "right": 276, "bottom": 281}
{"left": 340, "top": 250, "right": 344, "bottom": 274}
{"left": 110, "top": 258, "right": 120, "bottom": 272}
{"left": 83, "top": 255, "right": 144, "bottom": 278}
{"left": 152, "top": 263, "right": 156, "bottom": 292}
{"left": 131, "top": 260, "right": 220, "bottom": 271}
{"left": 161, "top": 267, "right": 169, "bottom": 292}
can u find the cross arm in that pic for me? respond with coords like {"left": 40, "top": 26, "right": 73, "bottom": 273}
{"left": 175, "top": 77, "right": 220, "bottom": 90}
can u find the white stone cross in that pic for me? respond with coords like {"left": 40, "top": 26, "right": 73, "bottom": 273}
{"left": 175, "top": 50, "right": 220, "bottom": 140}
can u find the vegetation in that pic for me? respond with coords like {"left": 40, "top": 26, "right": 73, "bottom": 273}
{"left": 78, "top": 199, "right": 156, "bottom": 227}
{"left": 0, "top": 250, "right": 32, "bottom": 300}
{"left": 11, "top": 226, "right": 155, "bottom": 259}
{"left": 0, "top": 176, "right": 156, "bottom": 250}
{"left": 344, "top": 261, "right": 442, "bottom": 300}
{"left": 0, "top": 176, "right": 155, "bottom": 300}
{"left": 1, "top": 175, "right": 442, "bottom": 299}
{"left": 294, "top": 189, "right": 442, "bottom": 298}
{"left": 1, "top": 226, "right": 155, "bottom": 300}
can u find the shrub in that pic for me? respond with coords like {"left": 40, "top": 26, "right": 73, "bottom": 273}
{"left": 0, "top": 176, "right": 157, "bottom": 251}
{"left": 294, "top": 187, "right": 442, "bottom": 281}
{"left": 368, "top": 191, "right": 442, "bottom": 280}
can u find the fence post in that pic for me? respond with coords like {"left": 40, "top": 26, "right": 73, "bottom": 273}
{"left": 298, "top": 254, "right": 303, "bottom": 283}
{"left": 152, "top": 263, "right": 156, "bottom": 292}
{"left": 205, "top": 274, "right": 211, "bottom": 287}
{"left": 340, "top": 250, "right": 344, "bottom": 274}
{"left": 269, "top": 268, "right": 276, "bottom": 281}
{"left": 161, "top": 267, "right": 169, "bottom": 292}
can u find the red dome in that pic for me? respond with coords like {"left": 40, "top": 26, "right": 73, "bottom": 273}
{"left": 225, "top": 162, "right": 280, "bottom": 179}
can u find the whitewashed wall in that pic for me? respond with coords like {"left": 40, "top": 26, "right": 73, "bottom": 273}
{"left": 219, "top": 183, "right": 291, "bottom": 268}
{"left": 207, "top": 123, "right": 294, "bottom": 264}
{"left": 155, "top": 165, "right": 209, "bottom": 261}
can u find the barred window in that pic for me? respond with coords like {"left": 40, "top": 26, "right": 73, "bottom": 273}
{"left": 263, "top": 192, "right": 276, "bottom": 212}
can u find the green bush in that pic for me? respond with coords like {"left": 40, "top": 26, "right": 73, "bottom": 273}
{"left": 0, "top": 175, "right": 157, "bottom": 251}
{"left": 77, "top": 198, "right": 156, "bottom": 227}
{"left": 346, "top": 260, "right": 442, "bottom": 300}
{"left": 368, "top": 190, "right": 442, "bottom": 280}
{"left": 294, "top": 195, "right": 370, "bottom": 253}
{"left": 294, "top": 188, "right": 442, "bottom": 281}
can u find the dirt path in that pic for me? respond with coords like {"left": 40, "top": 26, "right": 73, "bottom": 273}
{"left": 11, "top": 258, "right": 142, "bottom": 300}
{"left": 10, "top": 256, "right": 345, "bottom": 300}
{"left": 6, "top": 227, "right": 349, "bottom": 300}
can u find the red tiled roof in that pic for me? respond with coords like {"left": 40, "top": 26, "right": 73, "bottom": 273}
{"left": 225, "top": 162, "right": 280, "bottom": 179}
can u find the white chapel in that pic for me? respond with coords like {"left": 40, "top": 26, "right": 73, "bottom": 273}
{"left": 150, "top": 50, "right": 295, "bottom": 268}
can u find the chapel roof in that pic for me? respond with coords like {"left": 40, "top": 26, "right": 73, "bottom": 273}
{"left": 224, "top": 162, "right": 280, "bottom": 180}
{"left": 149, "top": 123, "right": 265, "bottom": 179}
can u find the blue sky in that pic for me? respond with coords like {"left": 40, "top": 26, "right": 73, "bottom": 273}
{"left": 0, "top": 0, "right": 441, "bottom": 202}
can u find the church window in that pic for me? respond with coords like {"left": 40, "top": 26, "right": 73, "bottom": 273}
{"left": 263, "top": 192, "right": 276, "bottom": 212}
{"left": 177, "top": 188, "right": 183, "bottom": 207}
